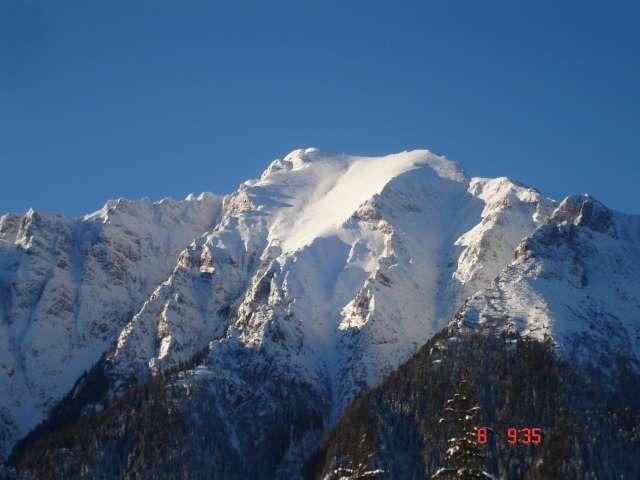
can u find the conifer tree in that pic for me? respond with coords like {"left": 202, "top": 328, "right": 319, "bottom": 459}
{"left": 432, "top": 375, "right": 493, "bottom": 480}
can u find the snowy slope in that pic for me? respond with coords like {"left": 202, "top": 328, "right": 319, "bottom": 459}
{"left": 0, "top": 148, "right": 563, "bottom": 463}
{"left": 0, "top": 194, "right": 223, "bottom": 458}
{"left": 454, "top": 194, "right": 640, "bottom": 376}
{"left": 6, "top": 148, "right": 640, "bottom": 480}
{"left": 108, "top": 148, "right": 555, "bottom": 421}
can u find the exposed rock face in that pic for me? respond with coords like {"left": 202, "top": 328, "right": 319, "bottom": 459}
{"left": 8, "top": 148, "right": 636, "bottom": 480}
{"left": 102, "top": 150, "right": 555, "bottom": 429}
{"left": 457, "top": 193, "right": 640, "bottom": 377}
{"left": 2, "top": 149, "right": 563, "bottom": 477}
{"left": 547, "top": 194, "right": 613, "bottom": 233}
{"left": 0, "top": 194, "right": 223, "bottom": 458}
{"left": 309, "top": 196, "right": 640, "bottom": 479}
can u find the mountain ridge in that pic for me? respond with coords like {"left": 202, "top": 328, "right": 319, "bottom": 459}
{"left": 0, "top": 193, "right": 224, "bottom": 458}
{"left": 3, "top": 147, "right": 636, "bottom": 479}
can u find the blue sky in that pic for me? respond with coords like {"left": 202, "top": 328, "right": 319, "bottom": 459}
{"left": 1, "top": 0, "right": 639, "bottom": 216}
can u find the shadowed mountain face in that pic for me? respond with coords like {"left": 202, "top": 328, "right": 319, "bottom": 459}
{"left": 310, "top": 194, "right": 640, "bottom": 479}
{"left": 308, "top": 329, "right": 640, "bottom": 480}
{"left": 1, "top": 149, "right": 638, "bottom": 479}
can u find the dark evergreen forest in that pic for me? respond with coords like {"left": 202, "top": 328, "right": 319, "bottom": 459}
{"left": 307, "top": 327, "right": 640, "bottom": 479}
{"left": 6, "top": 325, "right": 640, "bottom": 479}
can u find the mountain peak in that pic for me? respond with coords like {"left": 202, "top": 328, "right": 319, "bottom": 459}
{"left": 251, "top": 149, "right": 468, "bottom": 252}
{"left": 5, "top": 147, "right": 631, "bottom": 475}
{"left": 548, "top": 193, "right": 613, "bottom": 233}
{"left": 282, "top": 147, "right": 322, "bottom": 168}
{"left": 259, "top": 148, "right": 466, "bottom": 183}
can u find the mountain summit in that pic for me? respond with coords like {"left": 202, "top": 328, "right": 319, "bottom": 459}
{"left": 105, "top": 149, "right": 554, "bottom": 419}
{"left": 2, "top": 149, "right": 637, "bottom": 479}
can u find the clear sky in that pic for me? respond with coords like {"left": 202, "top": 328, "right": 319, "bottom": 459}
{"left": 1, "top": 0, "right": 639, "bottom": 216}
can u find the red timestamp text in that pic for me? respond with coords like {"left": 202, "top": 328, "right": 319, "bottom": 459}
{"left": 476, "top": 427, "right": 542, "bottom": 445}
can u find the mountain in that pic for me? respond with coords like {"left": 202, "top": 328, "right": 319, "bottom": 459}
{"left": 309, "top": 331, "right": 640, "bottom": 480}
{"left": 104, "top": 148, "right": 555, "bottom": 419}
{"left": 0, "top": 194, "right": 223, "bottom": 458}
{"left": 3, "top": 148, "right": 637, "bottom": 479}
{"left": 309, "top": 194, "right": 640, "bottom": 479}
{"left": 456, "top": 194, "right": 640, "bottom": 374}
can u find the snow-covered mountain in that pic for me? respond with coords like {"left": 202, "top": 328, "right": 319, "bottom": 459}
{"left": 310, "top": 195, "right": 640, "bottom": 480}
{"left": 0, "top": 194, "right": 223, "bottom": 458}
{"left": 454, "top": 193, "right": 640, "bottom": 373}
{"left": 103, "top": 149, "right": 554, "bottom": 418}
{"left": 0, "top": 149, "right": 559, "bottom": 462}
{"left": 4, "top": 148, "right": 639, "bottom": 479}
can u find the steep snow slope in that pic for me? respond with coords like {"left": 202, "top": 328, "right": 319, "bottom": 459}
{"left": 7, "top": 149, "right": 640, "bottom": 480}
{"left": 0, "top": 148, "right": 559, "bottom": 466}
{"left": 0, "top": 194, "right": 223, "bottom": 458}
{"left": 109, "top": 149, "right": 555, "bottom": 421}
{"left": 455, "top": 194, "right": 640, "bottom": 375}
{"left": 264, "top": 148, "right": 465, "bottom": 251}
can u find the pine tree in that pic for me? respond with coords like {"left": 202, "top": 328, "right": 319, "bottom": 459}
{"left": 432, "top": 375, "right": 493, "bottom": 480}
